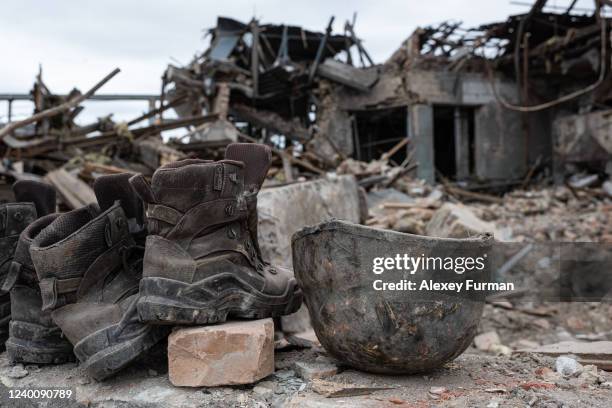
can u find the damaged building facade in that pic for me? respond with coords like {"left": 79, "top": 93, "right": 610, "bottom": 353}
{"left": 166, "top": 1, "right": 611, "bottom": 188}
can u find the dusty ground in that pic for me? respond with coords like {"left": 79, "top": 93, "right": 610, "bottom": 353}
{"left": 0, "top": 184, "right": 610, "bottom": 407}
{"left": 0, "top": 307, "right": 610, "bottom": 408}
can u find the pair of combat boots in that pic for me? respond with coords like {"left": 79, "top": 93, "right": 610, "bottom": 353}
{"left": 1, "top": 143, "right": 302, "bottom": 380}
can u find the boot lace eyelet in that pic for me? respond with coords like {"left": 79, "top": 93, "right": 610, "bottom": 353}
{"left": 13, "top": 211, "right": 23, "bottom": 221}
{"left": 269, "top": 267, "right": 277, "bottom": 275}
{"left": 227, "top": 227, "right": 237, "bottom": 239}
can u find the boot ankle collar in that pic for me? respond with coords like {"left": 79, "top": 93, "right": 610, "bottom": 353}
{"left": 2, "top": 213, "right": 61, "bottom": 292}
{"left": 32, "top": 203, "right": 132, "bottom": 310}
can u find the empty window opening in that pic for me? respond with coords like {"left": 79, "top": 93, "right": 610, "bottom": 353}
{"left": 352, "top": 107, "right": 408, "bottom": 164}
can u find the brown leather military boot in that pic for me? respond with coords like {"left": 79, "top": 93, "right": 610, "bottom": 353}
{"left": 0, "top": 180, "right": 53, "bottom": 349}
{"left": 130, "top": 143, "right": 302, "bottom": 325}
{"left": 4, "top": 181, "right": 75, "bottom": 364}
{"left": 30, "top": 174, "right": 167, "bottom": 380}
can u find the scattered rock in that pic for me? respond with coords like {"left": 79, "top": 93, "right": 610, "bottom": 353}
{"left": 535, "top": 366, "right": 561, "bottom": 382}
{"left": 603, "top": 180, "right": 612, "bottom": 198}
{"left": 429, "top": 386, "right": 447, "bottom": 395}
{"left": 578, "top": 364, "right": 602, "bottom": 386}
{"left": 568, "top": 173, "right": 598, "bottom": 189}
{"left": 252, "top": 381, "right": 276, "bottom": 397}
{"left": 426, "top": 203, "right": 499, "bottom": 239}
{"left": 490, "top": 343, "right": 512, "bottom": 356}
{"left": 392, "top": 215, "right": 425, "bottom": 235}
{"left": 486, "top": 398, "right": 501, "bottom": 408}
{"left": 532, "top": 318, "right": 552, "bottom": 330}
{"left": 293, "top": 361, "right": 338, "bottom": 380}
{"left": 6, "top": 364, "right": 28, "bottom": 379}
{"left": 555, "top": 356, "right": 583, "bottom": 377}
{"left": 474, "top": 331, "right": 502, "bottom": 351}
{"left": 168, "top": 319, "right": 275, "bottom": 387}
{"left": 77, "top": 377, "right": 91, "bottom": 385}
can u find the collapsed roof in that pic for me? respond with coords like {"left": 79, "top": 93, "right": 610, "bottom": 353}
{"left": 163, "top": 16, "right": 378, "bottom": 130}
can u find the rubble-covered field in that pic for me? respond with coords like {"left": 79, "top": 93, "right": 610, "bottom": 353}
{"left": 1, "top": 1, "right": 612, "bottom": 407}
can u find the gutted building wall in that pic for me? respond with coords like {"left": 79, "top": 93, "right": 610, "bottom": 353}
{"left": 553, "top": 108, "right": 612, "bottom": 181}
{"left": 319, "top": 67, "right": 550, "bottom": 183}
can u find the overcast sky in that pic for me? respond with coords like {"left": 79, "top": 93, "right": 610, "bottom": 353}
{"left": 0, "top": 0, "right": 596, "bottom": 123}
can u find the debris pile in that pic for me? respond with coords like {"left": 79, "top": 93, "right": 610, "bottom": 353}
{"left": 0, "top": 4, "right": 611, "bottom": 407}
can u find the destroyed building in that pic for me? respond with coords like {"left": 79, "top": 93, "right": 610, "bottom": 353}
{"left": 162, "top": 3, "right": 611, "bottom": 189}
{"left": 1, "top": 3, "right": 612, "bottom": 407}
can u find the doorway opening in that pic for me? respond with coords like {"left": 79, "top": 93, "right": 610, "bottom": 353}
{"left": 433, "top": 105, "right": 476, "bottom": 181}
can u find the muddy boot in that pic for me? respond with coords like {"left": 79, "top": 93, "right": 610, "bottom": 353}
{"left": 130, "top": 143, "right": 302, "bottom": 325}
{"left": 0, "top": 181, "right": 48, "bottom": 348}
{"left": 3, "top": 181, "right": 75, "bottom": 364}
{"left": 30, "top": 174, "right": 167, "bottom": 380}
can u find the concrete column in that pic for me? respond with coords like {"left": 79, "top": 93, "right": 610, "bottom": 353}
{"left": 410, "top": 104, "right": 435, "bottom": 184}
{"left": 454, "top": 108, "right": 470, "bottom": 181}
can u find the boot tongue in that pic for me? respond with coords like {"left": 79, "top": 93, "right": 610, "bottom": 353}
{"left": 12, "top": 180, "right": 56, "bottom": 217}
{"left": 225, "top": 143, "right": 271, "bottom": 190}
{"left": 93, "top": 173, "right": 143, "bottom": 226}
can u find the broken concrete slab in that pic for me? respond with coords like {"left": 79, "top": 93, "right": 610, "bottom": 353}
{"left": 293, "top": 361, "right": 339, "bottom": 380}
{"left": 426, "top": 202, "right": 499, "bottom": 239}
{"left": 258, "top": 175, "right": 363, "bottom": 270}
{"left": 366, "top": 188, "right": 413, "bottom": 217}
{"left": 317, "top": 58, "right": 379, "bottom": 92}
{"left": 258, "top": 176, "right": 364, "bottom": 333}
{"left": 521, "top": 341, "right": 612, "bottom": 371}
{"left": 168, "top": 319, "right": 275, "bottom": 387}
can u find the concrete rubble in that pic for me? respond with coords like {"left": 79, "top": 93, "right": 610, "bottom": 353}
{"left": 425, "top": 202, "right": 499, "bottom": 239}
{"left": 0, "top": 2, "right": 611, "bottom": 407}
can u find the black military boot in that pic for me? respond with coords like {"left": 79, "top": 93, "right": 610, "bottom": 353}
{"left": 3, "top": 181, "right": 75, "bottom": 364}
{"left": 130, "top": 143, "right": 302, "bottom": 325}
{"left": 30, "top": 174, "right": 167, "bottom": 380}
{"left": 0, "top": 180, "right": 51, "bottom": 348}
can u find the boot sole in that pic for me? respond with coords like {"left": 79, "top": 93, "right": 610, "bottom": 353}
{"left": 76, "top": 324, "right": 168, "bottom": 381}
{"left": 74, "top": 326, "right": 168, "bottom": 381}
{"left": 137, "top": 275, "right": 303, "bottom": 325}
{"left": 7, "top": 320, "right": 74, "bottom": 365}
